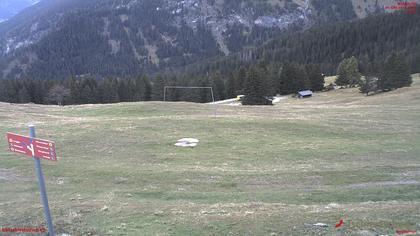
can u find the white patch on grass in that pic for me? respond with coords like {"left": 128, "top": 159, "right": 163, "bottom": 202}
{"left": 175, "top": 138, "right": 199, "bottom": 147}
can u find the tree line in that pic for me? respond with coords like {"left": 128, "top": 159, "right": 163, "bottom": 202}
{"left": 241, "top": 51, "right": 413, "bottom": 105}
{"left": 0, "top": 77, "right": 151, "bottom": 105}
{"left": 0, "top": 49, "right": 413, "bottom": 106}
{"left": 357, "top": 52, "right": 413, "bottom": 95}
{"left": 0, "top": 61, "right": 324, "bottom": 105}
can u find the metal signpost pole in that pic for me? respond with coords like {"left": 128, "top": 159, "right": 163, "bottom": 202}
{"left": 29, "top": 125, "right": 55, "bottom": 236}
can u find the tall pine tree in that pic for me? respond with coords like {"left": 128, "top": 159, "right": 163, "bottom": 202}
{"left": 279, "top": 63, "right": 309, "bottom": 94}
{"left": 305, "top": 64, "right": 325, "bottom": 91}
{"left": 379, "top": 52, "right": 412, "bottom": 91}
{"left": 152, "top": 75, "right": 166, "bottom": 101}
{"left": 336, "top": 56, "right": 362, "bottom": 87}
{"left": 226, "top": 73, "right": 236, "bottom": 98}
{"left": 242, "top": 67, "right": 272, "bottom": 105}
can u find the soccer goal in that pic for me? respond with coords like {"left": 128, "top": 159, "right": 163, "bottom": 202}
{"left": 163, "top": 86, "right": 215, "bottom": 103}
{"left": 163, "top": 86, "right": 217, "bottom": 117}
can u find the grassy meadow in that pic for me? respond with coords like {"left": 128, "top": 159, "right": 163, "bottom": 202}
{"left": 0, "top": 74, "right": 420, "bottom": 235}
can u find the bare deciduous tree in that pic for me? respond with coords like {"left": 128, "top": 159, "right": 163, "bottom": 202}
{"left": 48, "top": 85, "right": 70, "bottom": 106}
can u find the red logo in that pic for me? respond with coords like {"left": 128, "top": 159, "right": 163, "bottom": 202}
{"left": 396, "top": 230, "right": 418, "bottom": 235}
{"left": 385, "top": 2, "right": 417, "bottom": 14}
{"left": 335, "top": 219, "right": 344, "bottom": 229}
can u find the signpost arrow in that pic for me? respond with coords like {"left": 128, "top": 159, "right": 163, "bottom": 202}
{"left": 7, "top": 132, "right": 56, "bottom": 161}
{"left": 6, "top": 125, "right": 56, "bottom": 236}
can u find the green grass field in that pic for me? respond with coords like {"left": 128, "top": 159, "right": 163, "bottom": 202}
{"left": 1, "top": 75, "right": 420, "bottom": 235}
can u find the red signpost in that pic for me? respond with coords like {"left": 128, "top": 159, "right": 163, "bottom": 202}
{"left": 5, "top": 126, "right": 57, "bottom": 236}
{"left": 7, "top": 132, "right": 56, "bottom": 161}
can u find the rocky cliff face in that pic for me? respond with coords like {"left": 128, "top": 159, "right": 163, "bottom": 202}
{"left": 0, "top": 0, "right": 416, "bottom": 79}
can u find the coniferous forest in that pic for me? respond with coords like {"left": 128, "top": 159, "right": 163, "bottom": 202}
{"left": 0, "top": 51, "right": 412, "bottom": 105}
{"left": 0, "top": 10, "right": 419, "bottom": 105}
{"left": 183, "top": 10, "right": 420, "bottom": 77}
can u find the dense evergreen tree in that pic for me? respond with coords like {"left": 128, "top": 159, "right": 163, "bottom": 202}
{"left": 198, "top": 78, "right": 211, "bottom": 103}
{"left": 242, "top": 67, "right": 272, "bottom": 105}
{"left": 359, "top": 76, "right": 378, "bottom": 96}
{"left": 165, "top": 76, "right": 180, "bottom": 102}
{"left": 379, "top": 52, "right": 412, "bottom": 91}
{"left": 279, "top": 63, "right": 309, "bottom": 94}
{"left": 0, "top": 82, "right": 6, "bottom": 101}
{"left": 336, "top": 56, "right": 362, "bottom": 87}
{"left": 152, "top": 75, "right": 166, "bottom": 101}
{"left": 413, "top": 46, "right": 420, "bottom": 73}
{"left": 69, "top": 78, "right": 82, "bottom": 104}
{"left": 18, "top": 87, "right": 31, "bottom": 103}
{"left": 100, "top": 77, "right": 120, "bottom": 103}
{"left": 211, "top": 75, "right": 226, "bottom": 101}
{"left": 305, "top": 64, "right": 325, "bottom": 91}
{"left": 225, "top": 73, "right": 236, "bottom": 98}
{"left": 263, "top": 64, "right": 278, "bottom": 96}
{"left": 235, "top": 67, "right": 247, "bottom": 95}
{"left": 81, "top": 78, "right": 98, "bottom": 104}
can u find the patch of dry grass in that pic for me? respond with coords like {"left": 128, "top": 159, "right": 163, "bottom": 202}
{"left": 0, "top": 76, "right": 419, "bottom": 235}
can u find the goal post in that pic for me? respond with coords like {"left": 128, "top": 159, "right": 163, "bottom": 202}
{"left": 163, "top": 86, "right": 215, "bottom": 103}
{"left": 163, "top": 86, "right": 218, "bottom": 117}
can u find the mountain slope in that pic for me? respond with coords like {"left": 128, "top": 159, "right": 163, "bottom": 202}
{"left": 0, "top": 0, "right": 40, "bottom": 22}
{"left": 0, "top": 0, "right": 418, "bottom": 79}
{"left": 180, "top": 10, "right": 420, "bottom": 77}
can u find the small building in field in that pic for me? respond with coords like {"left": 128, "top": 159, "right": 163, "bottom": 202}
{"left": 298, "top": 90, "right": 313, "bottom": 98}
